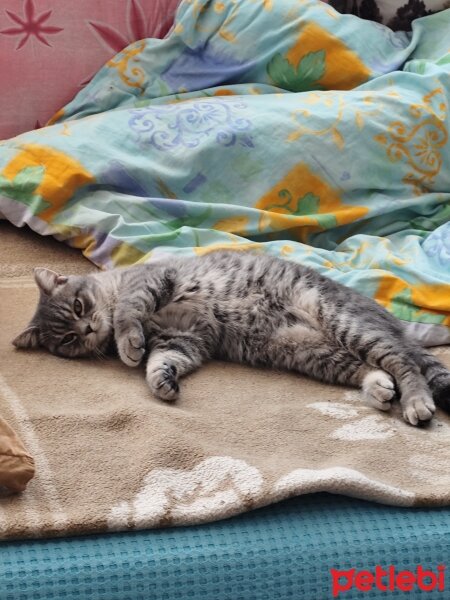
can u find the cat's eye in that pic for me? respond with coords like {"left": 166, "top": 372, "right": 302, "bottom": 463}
{"left": 73, "top": 298, "right": 83, "bottom": 317}
{"left": 61, "top": 333, "right": 77, "bottom": 346}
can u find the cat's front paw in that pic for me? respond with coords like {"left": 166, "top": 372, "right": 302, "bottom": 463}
{"left": 116, "top": 328, "right": 146, "bottom": 367}
{"left": 147, "top": 363, "right": 179, "bottom": 402}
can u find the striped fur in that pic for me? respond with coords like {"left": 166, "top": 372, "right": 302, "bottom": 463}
{"left": 12, "top": 252, "right": 450, "bottom": 426}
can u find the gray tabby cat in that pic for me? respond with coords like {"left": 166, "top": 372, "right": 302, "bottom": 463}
{"left": 12, "top": 251, "right": 450, "bottom": 426}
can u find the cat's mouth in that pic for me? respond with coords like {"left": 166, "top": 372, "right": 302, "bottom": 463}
{"left": 86, "top": 324, "right": 113, "bottom": 357}
{"left": 83, "top": 310, "right": 113, "bottom": 356}
{"left": 85, "top": 331, "right": 105, "bottom": 352}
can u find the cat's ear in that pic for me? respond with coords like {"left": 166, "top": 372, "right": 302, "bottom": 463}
{"left": 33, "top": 268, "right": 68, "bottom": 295}
{"left": 12, "top": 325, "right": 40, "bottom": 349}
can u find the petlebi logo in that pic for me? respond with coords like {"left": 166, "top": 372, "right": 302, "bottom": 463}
{"left": 331, "top": 565, "right": 445, "bottom": 597}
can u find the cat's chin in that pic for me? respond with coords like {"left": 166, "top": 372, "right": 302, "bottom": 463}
{"left": 93, "top": 334, "right": 115, "bottom": 358}
{"left": 85, "top": 323, "right": 114, "bottom": 356}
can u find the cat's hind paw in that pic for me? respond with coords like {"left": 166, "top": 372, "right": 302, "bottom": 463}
{"left": 147, "top": 363, "right": 179, "bottom": 402}
{"left": 402, "top": 394, "right": 435, "bottom": 426}
{"left": 362, "top": 370, "right": 396, "bottom": 412}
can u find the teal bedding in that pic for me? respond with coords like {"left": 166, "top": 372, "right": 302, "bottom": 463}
{"left": 0, "top": 0, "right": 449, "bottom": 343}
{"left": 1, "top": 493, "right": 450, "bottom": 599}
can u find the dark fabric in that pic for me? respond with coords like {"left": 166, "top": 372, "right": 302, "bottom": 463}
{"left": 329, "top": 0, "right": 449, "bottom": 30}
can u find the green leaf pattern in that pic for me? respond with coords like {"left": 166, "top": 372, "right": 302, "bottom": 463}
{"left": 267, "top": 50, "right": 326, "bottom": 92}
{"left": 0, "top": 166, "right": 50, "bottom": 214}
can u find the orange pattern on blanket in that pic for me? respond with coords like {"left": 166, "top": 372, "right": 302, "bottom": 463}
{"left": 286, "top": 23, "right": 371, "bottom": 91}
{"left": 376, "top": 273, "right": 450, "bottom": 326}
{"left": 46, "top": 108, "right": 65, "bottom": 127}
{"left": 2, "top": 144, "right": 95, "bottom": 222}
{"left": 413, "top": 284, "right": 450, "bottom": 324}
{"left": 213, "top": 89, "right": 237, "bottom": 96}
{"left": 255, "top": 162, "right": 368, "bottom": 242}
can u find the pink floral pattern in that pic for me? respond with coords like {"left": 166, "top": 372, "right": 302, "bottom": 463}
{"left": 0, "top": 0, "right": 180, "bottom": 140}
{"left": 0, "top": 0, "right": 63, "bottom": 49}
{"left": 89, "top": 0, "right": 161, "bottom": 53}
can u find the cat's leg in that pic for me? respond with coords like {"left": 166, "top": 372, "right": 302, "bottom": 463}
{"left": 115, "top": 319, "right": 146, "bottom": 367}
{"left": 265, "top": 326, "right": 396, "bottom": 411}
{"left": 113, "top": 267, "right": 176, "bottom": 367}
{"left": 313, "top": 277, "right": 443, "bottom": 424}
{"left": 145, "top": 329, "right": 215, "bottom": 401}
{"left": 341, "top": 329, "right": 436, "bottom": 425}
{"left": 410, "top": 348, "right": 450, "bottom": 411}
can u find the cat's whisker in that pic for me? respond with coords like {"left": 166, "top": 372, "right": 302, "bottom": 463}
{"left": 93, "top": 347, "right": 107, "bottom": 362}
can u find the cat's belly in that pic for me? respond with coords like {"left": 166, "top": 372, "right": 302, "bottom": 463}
{"left": 153, "top": 292, "right": 267, "bottom": 328}
{"left": 150, "top": 302, "right": 205, "bottom": 332}
{"left": 148, "top": 291, "right": 314, "bottom": 365}
{"left": 153, "top": 298, "right": 282, "bottom": 366}
{"left": 149, "top": 295, "right": 270, "bottom": 342}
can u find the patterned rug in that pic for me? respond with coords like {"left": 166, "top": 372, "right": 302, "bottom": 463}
{"left": 1, "top": 222, "right": 450, "bottom": 540}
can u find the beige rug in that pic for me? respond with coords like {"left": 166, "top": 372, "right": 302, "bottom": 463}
{"left": 1, "top": 222, "right": 450, "bottom": 540}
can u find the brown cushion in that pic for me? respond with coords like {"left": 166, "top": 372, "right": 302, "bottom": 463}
{"left": 0, "top": 415, "right": 34, "bottom": 493}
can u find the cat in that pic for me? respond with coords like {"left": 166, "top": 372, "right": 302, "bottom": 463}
{"left": 12, "top": 250, "right": 450, "bottom": 426}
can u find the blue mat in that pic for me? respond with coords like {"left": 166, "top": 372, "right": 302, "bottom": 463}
{"left": 1, "top": 493, "right": 450, "bottom": 600}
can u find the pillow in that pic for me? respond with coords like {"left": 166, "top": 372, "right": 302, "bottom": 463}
{"left": 0, "top": 415, "right": 34, "bottom": 493}
{"left": 328, "top": 0, "right": 450, "bottom": 30}
{"left": 0, "top": 0, "right": 180, "bottom": 140}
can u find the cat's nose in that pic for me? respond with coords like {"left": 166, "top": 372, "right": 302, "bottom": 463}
{"left": 85, "top": 324, "right": 93, "bottom": 335}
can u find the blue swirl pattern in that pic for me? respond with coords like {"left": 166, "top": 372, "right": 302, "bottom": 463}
{"left": 128, "top": 99, "right": 254, "bottom": 151}
{"left": 422, "top": 222, "right": 450, "bottom": 266}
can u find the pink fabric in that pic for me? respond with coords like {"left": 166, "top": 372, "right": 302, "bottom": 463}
{"left": 0, "top": 0, "right": 180, "bottom": 140}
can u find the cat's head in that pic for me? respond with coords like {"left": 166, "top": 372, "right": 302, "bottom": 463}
{"left": 12, "top": 268, "right": 113, "bottom": 358}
